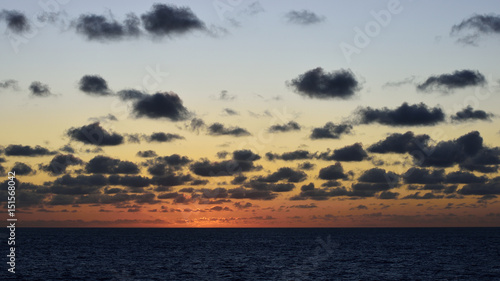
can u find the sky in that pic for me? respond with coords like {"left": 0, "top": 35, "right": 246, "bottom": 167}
{"left": 0, "top": 0, "right": 500, "bottom": 227}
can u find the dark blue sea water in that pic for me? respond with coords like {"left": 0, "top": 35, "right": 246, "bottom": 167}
{"left": 1, "top": 228, "right": 499, "bottom": 280}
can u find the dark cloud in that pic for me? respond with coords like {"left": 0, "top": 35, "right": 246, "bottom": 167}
{"left": 231, "top": 175, "right": 247, "bottom": 185}
{"left": 29, "top": 81, "right": 53, "bottom": 97}
{"left": 5, "top": 144, "right": 55, "bottom": 157}
{"left": 234, "top": 201, "right": 253, "bottom": 209}
{"left": 147, "top": 132, "right": 184, "bottom": 142}
{"left": 79, "top": 75, "right": 112, "bottom": 96}
{"left": 290, "top": 183, "right": 349, "bottom": 201}
{"left": 254, "top": 167, "right": 307, "bottom": 183}
{"left": 351, "top": 182, "right": 394, "bottom": 197}
{"left": 40, "top": 154, "right": 83, "bottom": 175}
{"left": 420, "top": 131, "right": 486, "bottom": 167}
{"left": 146, "top": 154, "right": 191, "bottom": 176}
{"left": 417, "top": 70, "right": 486, "bottom": 92}
{"left": 451, "top": 106, "right": 494, "bottom": 122}
{"left": 152, "top": 173, "right": 192, "bottom": 189}
{"left": 298, "top": 162, "right": 315, "bottom": 170}
{"left": 140, "top": 4, "right": 204, "bottom": 37}
{"left": 288, "top": 68, "right": 359, "bottom": 99}
{"left": 358, "top": 168, "right": 399, "bottom": 184}
{"left": 117, "top": 89, "right": 146, "bottom": 101}
{"left": 232, "top": 150, "right": 261, "bottom": 162}
{"left": 285, "top": 10, "right": 325, "bottom": 25}
{"left": 74, "top": 13, "right": 140, "bottom": 41}
{"left": 132, "top": 92, "right": 190, "bottom": 121}
{"left": 0, "top": 10, "right": 30, "bottom": 33}
{"left": 137, "top": 150, "right": 157, "bottom": 158}
{"left": 86, "top": 155, "right": 139, "bottom": 174}
{"left": 190, "top": 150, "right": 259, "bottom": 177}
{"left": 266, "top": 150, "right": 313, "bottom": 161}
{"left": 67, "top": 122, "right": 123, "bottom": 146}
{"left": 228, "top": 187, "right": 277, "bottom": 200}
{"left": 268, "top": 121, "right": 301, "bottom": 133}
{"left": 108, "top": 175, "right": 151, "bottom": 188}
{"left": 222, "top": 108, "right": 239, "bottom": 116}
{"left": 216, "top": 151, "right": 229, "bottom": 159}
{"left": 244, "top": 181, "right": 296, "bottom": 192}
{"left": 318, "top": 163, "right": 348, "bottom": 180}
{"left": 318, "top": 143, "right": 368, "bottom": 162}
{"left": 53, "top": 174, "right": 107, "bottom": 187}
{"left": 356, "top": 103, "right": 445, "bottom": 126}
{"left": 207, "top": 123, "right": 251, "bottom": 137}
{"left": 460, "top": 147, "right": 500, "bottom": 173}
{"left": 190, "top": 159, "right": 257, "bottom": 177}
{"left": 445, "top": 171, "right": 488, "bottom": 184}
{"left": 0, "top": 79, "right": 18, "bottom": 90}
{"left": 403, "top": 168, "right": 445, "bottom": 184}
{"left": 368, "top": 131, "right": 431, "bottom": 154}
{"left": 458, "top": 177, "right": 500, "bottom": 195}
{"left": 378, "top": 191, "right": 399, "bottom": 199}
{"left": 451, "top": 14, "right": 500, "bottom": 45}
{"left": 12, "top": 162, "right": 34, "bottom": 175}
{"left": 402, "top": 192, "right": 444, "bottom": 200}
{"left": 310, "top": 122, "right": 352, "bottom": 139}
{"left": 187, "top": 118, "right": 206, "bottom": 132}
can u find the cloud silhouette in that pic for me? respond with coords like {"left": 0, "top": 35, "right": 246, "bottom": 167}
{"left": 285, "top": 10, "right": 325, "bottom": 25}
{"left": 310, "top": 122, "right": 352, "bottom": 139}
{"left": 288, "top": 68, "right": 359, "bottom": 99}
{"left": 268, "top": 121, "right": 301, "bottom": 133}
{"left": 85, "top": 155, "right": 139, "bottom": 174}
{"left": 207, "top": 123, "right": 251, "bottom": 137}
{"left": 356, "top": 103, "right": 445, "bottom": 126}
{"left": 0, "top": 10, "right": 30, "bottom": 33}
{"left": 5, "top": 144, "right": 56, "bottom": 156}
{"left": 67, "top": 122, "right": 124, "bottom": 146}
{"left": 451, "top": 14, "right": 500, "bottom": 45}
{"left": 140, "top": 4, "right": 204, "bottom": 36}
{"left": 132, "top": 92, "right": 190, "bottom": 121}
{"left": 452, "top": 106, "right": 494, "bottom": 122}
{"left": 29, "top": 81, "right": 53, "bottom": 97}
{"left": 74, "top": 13, "right": 140, "bottom": 41}
{"left": 79, "top": 75, "right": 112, "bottom": 96}
{"left": 417, "top": 70, "right": 486, "bottom": 92}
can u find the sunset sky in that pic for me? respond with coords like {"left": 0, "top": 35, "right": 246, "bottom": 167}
{"left": 1, "top": 0, "right": 499, "bottom": 227}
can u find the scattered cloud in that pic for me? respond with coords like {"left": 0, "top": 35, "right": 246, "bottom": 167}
{"left": 285, "top": 10, "right": 325, "bottom": 25}
{"left": 79, "top": 75, "right": 112, "bottom": 96}
{"left": 318, "top": 143, "right": 368, "bottom": 162}
{"left": 132, "top": 92, "right": 190, "bottom": 121}
{"left": 0, "top": 79, "right": 18, "bottom": 91}
{"left": 0, "top": 10, "right": 30, "bottom": 33}
{"left": 356, "top": 102, "right": 445, "bottom": 126}
{"left": 268, "top": 121, "right": 301, "bottom": 133}
{"left": 140, "top": 4, "right": 205, "bottom": 37}
{"left": 451, "top": 14, "right": 500, "bottom": 45}
{"left": 207, "top": 123, "right": 251, "bottom": 137}
{"left": 417, "top": 70, "right": 486, "bottom": 92}
{"left": 4, "top": 144, "right": 56, "bottom": 157}
{"left": 74, "top": 13, "right": 140, "bottom": 41}
{"left": 288, "top": 68, "right": 359, "bottom": 99}
{"left": 85, "top": 155, "right": 140, "bottom": 174}
{"left": 310, "top": 122, "right": 352, "bottom": 139}
{"left": 451, "top": 106, "right": 494, "bottom": 122}
{"left": 29, "top": 81, "right": 53, "bottom": 97}
{"left": 67, "top": 122, "right": 124, "bottom": 146}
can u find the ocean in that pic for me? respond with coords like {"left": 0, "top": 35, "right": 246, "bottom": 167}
{"left": 2, "top": 228, "right": 499, "bottom": 280}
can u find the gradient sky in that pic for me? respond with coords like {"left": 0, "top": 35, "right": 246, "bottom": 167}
{"left": 1, "top": 0, "right": 499, "bottom": 227}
